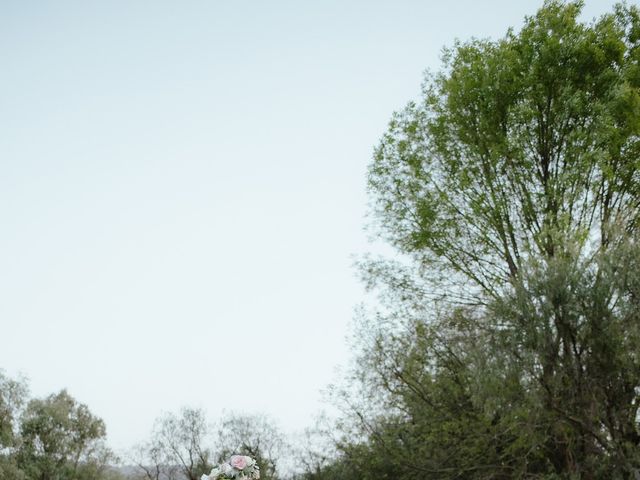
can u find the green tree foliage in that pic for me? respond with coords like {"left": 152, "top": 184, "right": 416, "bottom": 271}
{"left": 0, "top": 371, "right": 28, "bottom": 479}
{"left": 314, "top": 2, "right": 640, "bottom": 480}
{"left": 492, "top": 236, "right": 640, "bottom": 476}
{"left": 17, "top": 389, "right": 116, "bottom": 480}
{"left": 0, "top": 375, "right": 119, "bottom": 480}
{"left": 369, "top": 0, "right": 640, "bottom": 299}
{"left": 0, "top": 371, "right": 28, "bottom": 450}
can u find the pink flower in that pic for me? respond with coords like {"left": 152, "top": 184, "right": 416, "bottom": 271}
{"left": 230, "top": 455, "right": 248, "bottom": 470}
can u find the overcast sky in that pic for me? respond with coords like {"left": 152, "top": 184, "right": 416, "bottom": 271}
{"left": 0, "top": 0, "right": 618, "bottom": 452}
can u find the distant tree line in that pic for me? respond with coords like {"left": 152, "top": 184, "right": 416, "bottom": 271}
{"left": 131, "top": 409, "right": 286, "bottom": 480}
{"left": 0, "top": 373, "right": 288, "bottom": 480}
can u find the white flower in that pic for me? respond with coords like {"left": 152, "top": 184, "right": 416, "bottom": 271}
{"left": 222, "top": 462, "right": 236, "bottom": 477}
{"left": 201, "top": 475, "right": 209, "bottom": 480}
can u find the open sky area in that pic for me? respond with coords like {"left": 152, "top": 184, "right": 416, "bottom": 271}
{"left": 0, "top": 0, "right": 620, "bottom": 452}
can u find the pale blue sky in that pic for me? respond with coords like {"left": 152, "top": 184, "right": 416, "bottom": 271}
{"left": 0, "top": 0, "right": 619, "bottom": 451}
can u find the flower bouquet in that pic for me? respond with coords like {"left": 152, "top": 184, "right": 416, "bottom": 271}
{"left": 201, "top": 455, "right": 260, "bottom": 480}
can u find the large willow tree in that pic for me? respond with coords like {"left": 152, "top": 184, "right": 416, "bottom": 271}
{"left": 370, "top": 0, "right": 640, "bottom": 299}
{"left": 329, "top": 2, "right": 640, "bottom": 480}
